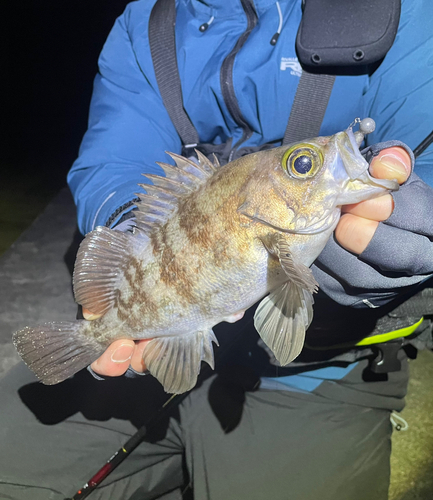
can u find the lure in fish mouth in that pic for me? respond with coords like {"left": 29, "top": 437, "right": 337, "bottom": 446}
{"left": 13, "top": 118, "right": 401, "bottom": 394}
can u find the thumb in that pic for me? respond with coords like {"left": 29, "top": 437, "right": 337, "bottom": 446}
{"left": 91, "top": 339, "right": 135, "bottom": 377}
{"left": 82, "top": 307, "right": 103, "bottom": 320}
{"left": 369, "top": 146, "right": 411, "bottom": 184}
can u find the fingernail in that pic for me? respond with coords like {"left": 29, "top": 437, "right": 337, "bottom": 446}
{"left": 82, "top": 308, "right": 102, "bottom": 321}
{"left": 84, "top": 312, "right": 101, "bottom": 320}
{"left": 111, "top": 344, "right": 134, "bottom": 363}
{"left": 372, "top": 153, "right": 410, "bottom": 183}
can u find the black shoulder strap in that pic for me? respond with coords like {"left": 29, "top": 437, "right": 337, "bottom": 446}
{"left": 148, "top": 0, "right": 332, "bottom": 149}
{"left": 283, "top": 71, "right": 335, "bottom": 144}
{"left": 148, "top": 0, "right": 199, "bottom": 147}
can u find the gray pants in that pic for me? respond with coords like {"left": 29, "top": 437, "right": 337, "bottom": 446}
{"left": 0, "top": 360, "right": 394, "bottom": 500}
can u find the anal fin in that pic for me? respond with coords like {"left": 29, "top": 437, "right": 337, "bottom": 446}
{"left": 143, "top": 330, "right": 219, "bottom": 394}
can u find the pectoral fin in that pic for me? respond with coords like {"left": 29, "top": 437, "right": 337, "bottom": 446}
{"left": 263, "top": 233, "right": 318, "bottom": 293}
{"left": 254, "top": 281, "right": 314, "bottom": 366}
{"left": 254, "top": 234, "right": 317, "bottom": 366}
{"left": 143, "top": 329, "right": 219, "bottom": 394}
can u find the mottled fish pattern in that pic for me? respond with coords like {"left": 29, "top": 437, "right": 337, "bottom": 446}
{"left": 14, "top": 123, "right": 398, "bottom": 393}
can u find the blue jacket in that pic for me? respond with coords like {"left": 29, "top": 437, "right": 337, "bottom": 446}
{"left": 68, "top": 0, "right": 433, "bottom": 236}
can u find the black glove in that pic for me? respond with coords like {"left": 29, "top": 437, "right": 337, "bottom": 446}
{"left": 312, "top": 141, "right": 433, "bottom": 308}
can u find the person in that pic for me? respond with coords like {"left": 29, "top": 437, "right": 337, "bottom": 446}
{"left": 1, "top": 1, "right": 433, "bottom": 499}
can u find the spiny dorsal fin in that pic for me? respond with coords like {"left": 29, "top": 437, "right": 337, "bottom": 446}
{"left": 142, "top": 173, "right": 194, "bottom": 195}
{"left": 166, "top": 151, "right": 213, "bottom": 179}
{"left": 211, "top": 152, "right": 220, "bottom": 169}
{"left": 134, "top": 151, "right": 219, "bottom": 236}
{"left": 194, "top": 149, "right": 218, "bottom": 175}
{"left": 155, "top": 162, "right": 202, "bottom": 186}
{"left": 73, "top": 226, "right": 138, "bottom": 316}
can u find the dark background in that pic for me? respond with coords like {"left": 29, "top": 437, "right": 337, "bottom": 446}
{"left": 2, "top": 0, "right": 130, "bottom": 195}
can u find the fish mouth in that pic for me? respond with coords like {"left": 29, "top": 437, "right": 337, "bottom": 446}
{"left": 284, "top": 208, "right": 341, "bottom": 235}
{"left": 243, "top": 208, "right": 341, "bottom": 235}
{"left": 335, "top": 128, "right": 370, "bottom": 180}
{"left": 334, "top": 129, "right": 399, "bottom": 205}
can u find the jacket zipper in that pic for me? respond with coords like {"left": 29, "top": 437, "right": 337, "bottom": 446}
{"left": 220, "top": 0, "right": 258, "bottom": 162}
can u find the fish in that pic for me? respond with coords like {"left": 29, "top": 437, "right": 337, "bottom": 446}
{"left": 13, "top": 120, "right": 399, "bottom": 394}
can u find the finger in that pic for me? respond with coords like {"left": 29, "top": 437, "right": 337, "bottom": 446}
{"left": 341, "top": 193, "right": 394, "bottom": 221}
{"left": 369, "top": 146, "right": 411, "bottom": 184}
{"left": 339, "top": 147, "right": 411, "bottom": 227}
{"left": 82, "top": 307, "right": 103, "bottom": 321}
{"left": 90, "top": 339, "right": 135, "bottom": 377}
{"left": 335, "top": 213, "right": 379, "bottom": 254}
{"left": 130, "top": 339, "right": 151, "bottom": 373}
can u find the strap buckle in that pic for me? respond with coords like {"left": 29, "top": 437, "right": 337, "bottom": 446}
{"left": 369, "top": 340, "right": 403, "bottom": 373}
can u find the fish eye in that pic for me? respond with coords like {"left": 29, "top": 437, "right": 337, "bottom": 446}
{"left": 293, "top": 155, "right": 312, "bottom": 175}
{"left": 282, "top": 144, "right": 323, "bottom": 179}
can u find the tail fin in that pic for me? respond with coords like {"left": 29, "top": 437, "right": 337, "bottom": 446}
{"left": 13, "top": 321, "right": 105, "bottom": 385}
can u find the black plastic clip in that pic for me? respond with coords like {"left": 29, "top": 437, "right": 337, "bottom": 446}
{"left": 370, "top": 340, "right": 403, "bottom": 373}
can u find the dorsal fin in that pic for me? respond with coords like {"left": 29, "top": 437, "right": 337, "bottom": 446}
{"left": 155, "top": 162, "right": 202, "bottom": 185}
{"left": 194, "top": 149, "right": 218, "bottom": 175}
{"left": 166, "top": 151, "right": 213, "bottom": 179}
{"left": 134, "top": 151, "right": 219, "bottom": 236}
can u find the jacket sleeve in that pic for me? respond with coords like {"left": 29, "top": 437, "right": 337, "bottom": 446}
{"left": 67, "top": 6, "right": 181, "bottom": 235}
{"left": 313, "top": 0, "right": 433, "bottom": 307}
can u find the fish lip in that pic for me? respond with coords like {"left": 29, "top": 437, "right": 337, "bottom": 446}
{"left": 334, "top": 128, "right": 399, "bottom": 203}
{"left": 335, "top": 128, "right": 370, "bottom": 180}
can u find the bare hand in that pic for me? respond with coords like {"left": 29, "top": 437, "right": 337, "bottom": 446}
{"left": 82, "top": 307, "right": 151, "bottom": 376}
{"left": 335, "top": 147, "right": 411, "bottom": 254}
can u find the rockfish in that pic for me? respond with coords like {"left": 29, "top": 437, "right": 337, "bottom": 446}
{"left": 14, "top": 121, "right": 398, "bottom": 394}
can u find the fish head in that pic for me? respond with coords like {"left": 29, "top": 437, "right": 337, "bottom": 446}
{"left": 239, "top": 122, "right": 399, "bottom": 236}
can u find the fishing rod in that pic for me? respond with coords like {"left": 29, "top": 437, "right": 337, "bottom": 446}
{"left": 65, "top": 313, "right": 255, "bottom": 500}
{"left": 64, "top": 392, "right": 187, "bottom": 500}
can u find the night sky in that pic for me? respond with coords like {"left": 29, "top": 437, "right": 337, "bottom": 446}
{"left": 3, "top": 0, "right": 130, "bottom": 191}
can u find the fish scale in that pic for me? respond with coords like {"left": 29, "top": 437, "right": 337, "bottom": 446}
{"left": 13, "top": 120, "right": 399, "bottom": 394}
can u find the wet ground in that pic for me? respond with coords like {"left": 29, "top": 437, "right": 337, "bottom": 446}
{"left": 0, "top": 181, "right": 432, "bottom": 499}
